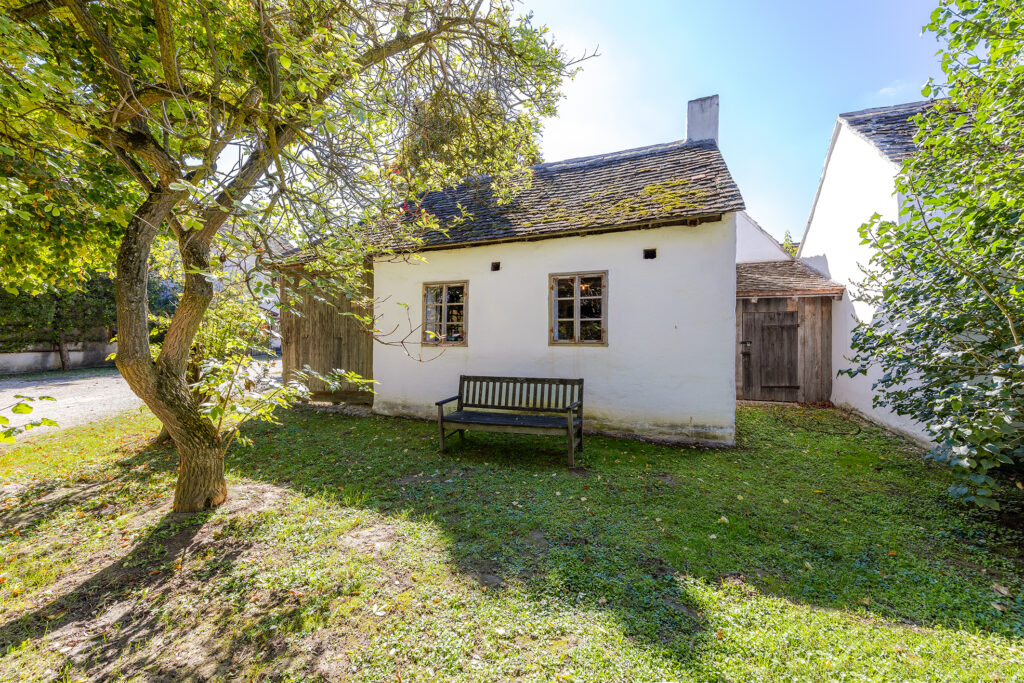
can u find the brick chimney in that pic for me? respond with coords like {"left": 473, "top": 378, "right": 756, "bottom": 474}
{"left": 686, "top": 95, "right": 719, "bottom": 144}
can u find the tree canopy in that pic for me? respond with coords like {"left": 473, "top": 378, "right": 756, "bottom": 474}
{"left": 850, "top": 0, "right": 1024, "bottom": 508}
{"left": 0, "top": 0, "right": 576, "bottom": 510}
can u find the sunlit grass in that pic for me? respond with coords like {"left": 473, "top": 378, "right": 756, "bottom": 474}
{"left": 1, "top": 404, "right": 1022, "bottom": 681}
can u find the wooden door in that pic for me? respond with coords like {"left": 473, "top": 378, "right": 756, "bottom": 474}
{"left": 739, "top": 309, "right": 800, "bottom": 401}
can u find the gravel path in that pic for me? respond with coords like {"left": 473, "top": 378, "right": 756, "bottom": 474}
{"left": 1, "top": 360, "right": 284, "bottom": 441}
{"left": 0, "top": 367, "right": 145, "bottom": 440}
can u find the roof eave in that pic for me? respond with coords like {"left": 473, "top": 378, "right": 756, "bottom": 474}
{"left": 736, "top": 288, "right": 845, "bottom": 298}
{"left": 388, "top": 211, "right": 737, "bottom": 254}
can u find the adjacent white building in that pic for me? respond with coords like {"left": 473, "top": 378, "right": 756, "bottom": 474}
{"left": 736, "top": 211, "right": 790, "bottom": 264}
{"left": 798, "top": 101, "right": 933, "bottom": 444}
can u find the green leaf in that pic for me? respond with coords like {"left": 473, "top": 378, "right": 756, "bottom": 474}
{"left": 10, "top": 402, "right": 32, "bottom": 414}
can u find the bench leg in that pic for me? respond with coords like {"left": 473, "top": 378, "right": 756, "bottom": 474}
{"left": 437, "top": 407, "right": 447, "bottom": 454}
{"left": 458, "top": 429, "right": 465, "bottom": 441}
{"left": 566, "top": 421, "right": 575, "bottom": 468}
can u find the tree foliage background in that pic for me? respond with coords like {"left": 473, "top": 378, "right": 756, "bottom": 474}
{"left": 850, "top": 0, "right": 1024, "bottom": 508}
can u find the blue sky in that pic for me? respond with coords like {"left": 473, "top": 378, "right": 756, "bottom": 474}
{"left": 524, "top": 0, "right": 941, "bottom": 240}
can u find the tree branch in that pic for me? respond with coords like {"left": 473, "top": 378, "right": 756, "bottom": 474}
{"left": 108, "top": 85, "right": 257, "bottom": 127}
{"left": 102, "top": 128, "right": 182, "bottom": 184}
{"left": 151, "top": 0, "right": 182, "bottom": 92}
{"left": 9, "top": 0, "right": 58, "bottom": 21}
{"left": 63, "top": 0, "right": 137, "bottom": 105}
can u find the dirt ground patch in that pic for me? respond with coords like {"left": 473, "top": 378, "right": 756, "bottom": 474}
{"left": 339, "top": 525, "right": 400, "bottom": 554}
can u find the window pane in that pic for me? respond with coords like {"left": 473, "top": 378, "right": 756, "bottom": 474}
{"left": 445, "top": 324, "right": 465, "bottom": 343}
{"left": 446, "top": 285, "right": 465, "bottom": 304}
{"left": 580, "top": 320, "right": 603, "bottom": 341}
{"left": 579, "top": 276, "right": 602, "bottom": 297}
{"left": 425, "top": 305, "right": 441, "bottom": 323}
{"left": 557, "top": 299, "right": 574, "bottom": 319}
{"left": 556, "top": 277, "right": 575, "bottom": 298}
{"left": 423, "top": 323, "right": 442, "bottom": 343}
{"left": 445, "top": 304, "right": 464, "bottom": 323}
{"left": 555, "top": 321, "right": 575, "bottom": 341}
{"left": 580, "top": 298, "right": 602, "bottom": 319}
{"left": 425, "top": 286, "right": 442, "bottom": 305}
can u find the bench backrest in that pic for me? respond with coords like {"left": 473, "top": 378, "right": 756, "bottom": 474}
{"left": 459, "top": 375, "right": 583, "bottom": 413}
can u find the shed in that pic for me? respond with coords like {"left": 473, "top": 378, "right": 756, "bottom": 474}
{"left": 735, "top": 260, "right": 844, "bottom": 403}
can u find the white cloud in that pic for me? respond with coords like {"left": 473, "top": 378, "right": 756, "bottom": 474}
{"left": 873, "top": 79, "right": 924, "bottom": 102}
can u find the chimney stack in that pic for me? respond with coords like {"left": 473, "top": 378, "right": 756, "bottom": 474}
{"left": 686, "top": 95, "right": 719, "bottom": 144}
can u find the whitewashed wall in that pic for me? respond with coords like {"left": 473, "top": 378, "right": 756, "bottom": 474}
{"left": 799, "top": 123, "right": 931, "bottom": 444}
{"left": 0, "top": 342, "right": 117, "bottom": 374}
{"left": 736, "top": 211, "right": 790, "bottom": 263}
{"left": 373, "top": 216, "right": 738, "bottom": 445}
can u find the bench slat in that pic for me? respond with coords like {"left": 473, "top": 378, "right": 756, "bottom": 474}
{"left": 456, "top": 376, "right": 582, "bottom": 411}
{"left": 438, "top": 375, "right": 584, "bottom": 466}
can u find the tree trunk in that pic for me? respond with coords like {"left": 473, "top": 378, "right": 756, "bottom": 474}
{"left": 113, "top": 189, "right": 228, "bottom": 512}
{"left": 154, "top": 424, "right": 173, "bottom": 444}
{"left": 56, "top": 333, "right": 71, "bottom": 371}
{"left": 173, "top": 438, "right": 227, "bottom": 512}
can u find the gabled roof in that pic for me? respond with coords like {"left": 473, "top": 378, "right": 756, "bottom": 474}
{"left": 736, "top": 260, "right": 844, "bottom": 298}
{"left": 839, "top": 100, "right": 934, "bottom": 163}
{"left": 382, "top": 139, "right": 744, "bottom": 250}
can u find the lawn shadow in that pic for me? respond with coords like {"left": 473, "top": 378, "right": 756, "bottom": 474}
{"left": 7, "top": 404, "right": 1020, "bottom": 679}
{"left": 226, "top": 413, "right": 731, "bottom": 670}
{"left": 0, "top": 445, "right": 319, "bottom": 680}
{"left": 229, "top": 408, "right": 1024, "bottom": 650}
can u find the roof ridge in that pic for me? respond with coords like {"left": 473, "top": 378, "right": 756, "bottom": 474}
{"left": 838, "top": 100, "right": 934, "bottom": 119}
{"left": 531, "top": 138, "right": 715, "bottom": 172}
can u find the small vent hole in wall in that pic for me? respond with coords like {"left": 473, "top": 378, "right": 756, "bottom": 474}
{"left": 643, "top": 248, "right": 657, "bottom": 260}
{"left": 491, "top": 261, "right": 501, "bottom": 271}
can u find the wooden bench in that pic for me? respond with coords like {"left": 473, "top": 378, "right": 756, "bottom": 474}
{"left": 436, "top": 376, "right": 584, "bottom": 466}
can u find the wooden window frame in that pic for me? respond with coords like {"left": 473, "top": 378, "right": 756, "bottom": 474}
{"left": 548, "top": 271, "right": 608, "bottom": 346}
{"left": 422, "top": 281, "right": 469, "bottom": 347}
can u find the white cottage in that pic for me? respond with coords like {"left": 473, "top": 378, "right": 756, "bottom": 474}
{"left": 798, "top": 101, "right": 933, "bottom": 443}
{"left": 279, "top": 96, "right": 746, "bottom": 446}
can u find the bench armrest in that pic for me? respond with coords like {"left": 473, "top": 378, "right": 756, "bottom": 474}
{"left": 435, "top": 395, "right": 460, "bottom": 407}
{"left": 566, "top": 401, "right": 582, "bottom": 412}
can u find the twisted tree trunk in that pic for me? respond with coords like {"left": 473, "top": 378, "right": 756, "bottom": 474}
{"left": 114, "top": 189, "right": 227, "bottom": 512}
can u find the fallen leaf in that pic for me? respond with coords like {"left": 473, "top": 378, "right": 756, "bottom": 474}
{"left": 858, "top": 597, "right": 871, "bottom": 605}
{"left": 992, "top": 584, "right": 1013, "bottom": 598}
{"left": 992, "top": 602, "right": 1007, "bottom": 613}
{"left": 718, "top": 516, "right": 729, "bottom": 524}
{"left": 804, "top": 561, "right": 813, "bottom": 571}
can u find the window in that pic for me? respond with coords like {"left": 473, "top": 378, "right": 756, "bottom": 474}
{"left": 550, "top": 272, "right": 607, "bottom": 344}
{"left": 423, "top": 282, "right": 467, "bottom": 345}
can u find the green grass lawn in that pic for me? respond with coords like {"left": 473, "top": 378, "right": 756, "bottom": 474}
{"left": 1, "top": 405, "right": 1022, "bottom": 681}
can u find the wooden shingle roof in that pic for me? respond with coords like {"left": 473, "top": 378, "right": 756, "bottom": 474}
{"left": 736, "top": 260, "right": 845, "bottom": 298}
{"left": 384, "top": 138, "right": 744, "bottom": 250}
{"left": 839, "top": 100, "right": 934, "bottom": 163}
